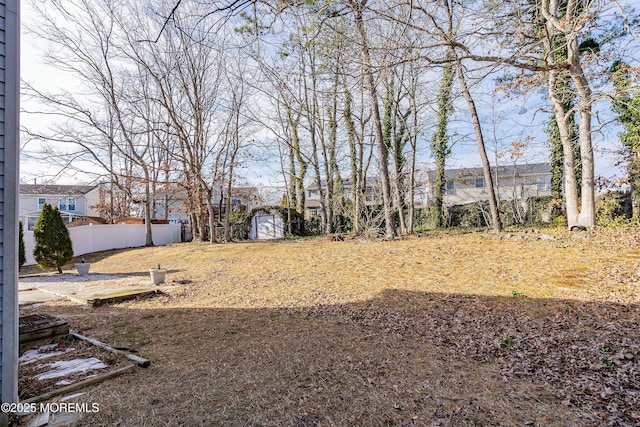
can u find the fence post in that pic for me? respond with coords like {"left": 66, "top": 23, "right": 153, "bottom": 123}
{"left": 89, "top": 223, "right": 94, "bottom": 253}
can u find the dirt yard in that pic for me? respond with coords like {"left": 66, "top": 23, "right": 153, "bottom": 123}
{"left": 18, "top": 227, "right": 640, "bottom": 426}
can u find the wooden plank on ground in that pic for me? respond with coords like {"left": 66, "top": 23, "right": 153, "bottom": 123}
{"left": 71, "top": 333, "right": 151, "bottom": 368}
{"left": 19, "top": 314, "right": 70, "bottom": 344}
{"left": 86, "top": 289, "right": 157, "bottom": 307}
{"left": 23, "top": 364, "right": 137, "bottom": 404}
{"left": 35, "top": 287, "right": 157, "bottom": 307}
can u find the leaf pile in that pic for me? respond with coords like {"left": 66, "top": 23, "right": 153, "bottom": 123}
{"left": 306, "top": 293, "right": 640, "bottom": 425}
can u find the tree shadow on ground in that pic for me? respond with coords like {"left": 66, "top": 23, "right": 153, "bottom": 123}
{"left": 22, "top": 289, "right": 640, "bottom": 426}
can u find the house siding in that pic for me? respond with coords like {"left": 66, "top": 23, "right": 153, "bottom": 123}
{"left": 426, "top": 164, "right": 553, "bottom": 206}
{"left": 445, "top": 174, "right": 552, "bottom": 206}
{"left": 18, "top": 185, "right": 103, "bottom": 230}
{"left": 19, "top": 194, "right": 89, "bottom": 215}
{"left": 0, "top": 0, "right": 19, "bottom": 421}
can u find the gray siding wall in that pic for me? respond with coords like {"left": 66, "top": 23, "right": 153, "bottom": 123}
{"left": 0, "top": 0, "right": 19, "bottom": 419}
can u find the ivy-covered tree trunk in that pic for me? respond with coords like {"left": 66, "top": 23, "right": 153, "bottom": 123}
{"left": 286, "top": 105, "right": 307, "bottom": 231}
{"left": 431, "top": 58, "right": 455, "bottom": 228}
{"left": 546, "top": 93, "right": 581, "bottom": 200}
{"left": 548, "top": 69, "right": 580, "bottom": 227}
{"left": 382, "top": 80, "right": 408, "bottom": 235}
{"left": 611, "top": 61, "right": 640, "bottom": 222}
{"left": 344, "top": 88, "right": 363, "bottom": 234}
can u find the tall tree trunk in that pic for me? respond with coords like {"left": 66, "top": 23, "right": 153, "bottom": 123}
{"left": 322, "top": 105, "right": 335, "bottom": 235}
{"left": 570, "top": 66, "right": 596, "bottom": 227}
{"left": 431, "top": 58, "right": 455, "bottom": 228}
{"left": 633, "top": 153, "right": 640, "bottom": 223}
{"left": 344, "top": 89, "right": 362, "bottom": 234}
{"left": 301, "top": 51, "right": 328, "bottom": 232}
{"left": 352, "top": 4, "right": 395, "bottom": 239}
{"left": 541, "top": 0, "right": 595, "bottom": 228}
{"left": 548, "top": 69, "right": 580, "bottom": 227}
{"left": 407, "top": 68, "right": 419, "bottom": 234}
{"left": 287, "top": 106, "right": 307, "bottom": 230}
{"left": 224, "top": 186, "right": 232, "bottom": 242}
{"left": 455, "top": 57, "right": 502, "bottom": 232}
{"left": 206, "top": 187, "right": 218, "bottom": 244}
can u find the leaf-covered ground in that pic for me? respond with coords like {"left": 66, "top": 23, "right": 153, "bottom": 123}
{"left": 19, "top": 227, "right": 640, "bottom": 426}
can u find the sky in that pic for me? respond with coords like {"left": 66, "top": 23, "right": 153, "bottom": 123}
{"left": 18, "top": 0, "right": 634, "bottom": 189}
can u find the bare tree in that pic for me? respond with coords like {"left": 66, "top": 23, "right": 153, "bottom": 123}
{"left": 24, "top": 0, "right": 178, "bottom": 246}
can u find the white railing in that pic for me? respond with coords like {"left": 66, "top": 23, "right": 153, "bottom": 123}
{"left": 23, "top": 223, "right": 182, "bottom": 266}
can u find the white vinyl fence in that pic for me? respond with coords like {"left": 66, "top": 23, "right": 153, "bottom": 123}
{"left": 23, "top": 223, "right": 181, "bottom": 266}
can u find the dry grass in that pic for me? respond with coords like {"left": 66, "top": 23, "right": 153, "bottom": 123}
{"left": 18, "top": 227, "right": 640, "bottom": 426}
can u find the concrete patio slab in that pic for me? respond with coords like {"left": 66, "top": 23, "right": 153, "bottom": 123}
{"left": 19, "top": 289, "right": 58, "bottom": 306}
{"left": 19, "top": 273, "right": 164, "bottom": 307}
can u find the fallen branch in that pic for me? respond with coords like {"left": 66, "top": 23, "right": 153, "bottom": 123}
{"left": 71, "top": 333, "right": 151, "bottom": 368}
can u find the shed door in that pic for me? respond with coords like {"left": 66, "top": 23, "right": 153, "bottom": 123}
{"left": 255, "top": 214, "right": 283, "bottom": 240}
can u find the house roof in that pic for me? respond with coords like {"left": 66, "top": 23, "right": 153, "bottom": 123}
{"left": 19, "top": 184, "right": 97, "bottom": 196}
{"left": 230, "top": 187, "right": 258, "bottom": 199}
{"left": 307, "top": 176, "right": 380, "bottom": 190}
{"left": 155, "top": 186, "right": 257, "bottom": 201}
{"left": 20, "top": 210, "right": 83, "bottom": 217}
{"left": 305, "top": 199, "right": 323, "bottom": 208}
{"left": 67, "top": 216, "right": 108, "bottom": 227}
{"left": 427, "top": 163, "right": 551, "bottom": 181}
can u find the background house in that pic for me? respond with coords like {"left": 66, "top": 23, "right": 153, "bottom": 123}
{"left": 229, "top": 187, "right": 260, "bottom": 214}
{"left": 425, "top": 163, "right": 552, "bottom": 206}
{"left": 305, "top": 177, "right": 382, "bottom": 219}
{"left": 154, "top": 186, "right": 261, "bottom": 224}
{"left": 19, "top": 184, "right": 102, "bottom": 230}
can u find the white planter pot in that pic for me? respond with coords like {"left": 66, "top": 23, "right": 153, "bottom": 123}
{"left": 75, "top": 263, "right": 90, "bottom": 276}
{"left": 149, "top": 268, "right": 167, "bottom": 285}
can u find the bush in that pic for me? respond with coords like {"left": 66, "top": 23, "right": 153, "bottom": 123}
{"left": 19, "top": 220, "right": 26, "bottom": 270}
{"left": 413, "top": 206, "right": 440, "bottom": 231}
{"left": 421, "top": 196, "right": 565, "bottom": 229}
{"left": 553, "top": 215, "right": 567, "bottom": 228}
{"left": 447, "top": 202, "right": 488, "bottom": 228}
{"left": 596, "top": 193, "right": 630, "bottom": 226}
{"left": 304, "top": 217, "right": 323, "bottom": 235}
{"left": 33, "top": 203, "right": 73, "bottom": 273}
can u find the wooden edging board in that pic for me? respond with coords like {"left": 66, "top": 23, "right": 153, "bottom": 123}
{"left": 71, "top": 333, "right": 151, "bottom": 368}
{"left": 23, "top": 364, "right": 136, "bottom": 404}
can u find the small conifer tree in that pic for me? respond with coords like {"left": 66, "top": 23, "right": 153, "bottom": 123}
{"left": 33, "top": 203, "right": 73, "bottom": 273}
{"left": 19, "top": 220, "right": 26, "bottom": 270}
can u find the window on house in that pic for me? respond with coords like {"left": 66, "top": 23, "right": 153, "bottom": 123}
{"left": 445, "top": 181, "right": 455, "bottom": 195}
{"left": 58, "top": 198, "right": 67, "bottom": 211}
{"left": 365, "top": 187, "right": 375, "bottom": 202}
{"left": 475, "top": 179, "right": 484, "bottom": 188}
{"left": 537, "top": 176, "right": 551, "bottom": 191}
{"left": 67, "top": 198, "right": 76, "bottom": 211}
{"left": 38, "top": 198, "right": 46, "bottom": 210}
{"left": 308, "top": 189, "right": 319, "bottom": 199}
